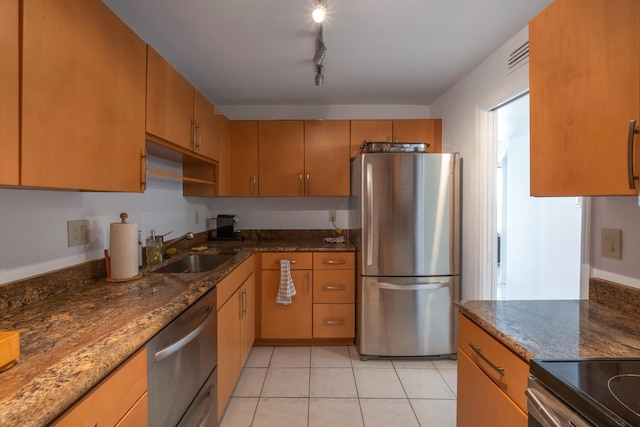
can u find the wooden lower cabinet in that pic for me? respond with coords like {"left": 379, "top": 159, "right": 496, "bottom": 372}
{"left": 258, "top": 252, "right": 355, "bottom": 341}
{"left": 261, "top": 269, "right": 313, "bottom": 339}
{"left": 456, "top": 314, "right": 529, "bottom": 426}
{"left": 54, "top": 348, "right": 147, "bottom": 427}
{"left": 457, "top": 351, "right": 527, "bottom": 427}
{"left": 216, "top": 256, "right": 255, "bottom": 420}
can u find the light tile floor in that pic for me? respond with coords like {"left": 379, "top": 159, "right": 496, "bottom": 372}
{"left": 220, "top": 345, "right": 457, "bottom": 427}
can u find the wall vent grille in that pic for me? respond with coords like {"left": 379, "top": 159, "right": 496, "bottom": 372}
{"left": 507, "top": 41, "right": 529, "bottom": 74}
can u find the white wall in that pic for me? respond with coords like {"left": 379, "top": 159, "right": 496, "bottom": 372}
{"left": 430, "top": 27, "right": 530, "bottom": 300}
{"left": 590, "top": 196, "right": 640, "bottom": 288}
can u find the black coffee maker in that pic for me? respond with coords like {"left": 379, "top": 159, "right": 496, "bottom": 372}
{"left": 208, "top": 215, "right": 240, "bottom": 240}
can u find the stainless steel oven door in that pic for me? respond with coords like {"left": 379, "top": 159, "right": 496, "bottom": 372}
{"left": 147, "top": 289, "right": 217, "bottom": 427}
{"left": 526, "top": 377, "right": 593, "bottom": 427}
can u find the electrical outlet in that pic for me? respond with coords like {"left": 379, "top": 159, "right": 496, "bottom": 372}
{"left": 67, "top": 220, "right": 89, "bottom": 247}
{"left": 329, "top": 210, "right": 337, "bottom": 223}
{"left": 194, "top": 210, "right": 200, "bottom": 225}
{"left": 601, "top": 228, "right": 622, "bottom": 260}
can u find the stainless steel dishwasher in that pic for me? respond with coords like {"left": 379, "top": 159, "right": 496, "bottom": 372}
{"left": 147, "top": 289, "right": 217, "bottom": 427}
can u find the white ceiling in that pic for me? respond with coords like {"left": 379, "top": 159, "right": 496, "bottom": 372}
{"left": 102, "top": 0, "right": 552, "bottom": 108}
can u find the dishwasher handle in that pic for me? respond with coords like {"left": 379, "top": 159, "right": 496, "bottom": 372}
{"left": 154, "top": 304, "right": 213, "bottom": 362}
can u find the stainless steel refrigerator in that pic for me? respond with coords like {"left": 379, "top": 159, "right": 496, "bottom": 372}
{"left": 349, "top": 143, "right": 461, "bottom": 359}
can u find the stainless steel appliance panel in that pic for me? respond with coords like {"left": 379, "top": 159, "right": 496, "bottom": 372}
{"left": 526, "top": 378, "right": 593, "bottom": 427}
{"left": 353, "top": 152, "right": 460, "bottom": 277}
{"left": 147, "top": 289, "right": 217, "bottom": 427}
{"left": 358, "top": 276, "right": 457, "bottom": 357}
{"left": 177, "top": 368, "right": 217, "bottom": 427}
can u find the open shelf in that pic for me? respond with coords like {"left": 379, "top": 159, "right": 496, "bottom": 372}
{"left": 145, "top": 138, "right": 218, "bottom": 196}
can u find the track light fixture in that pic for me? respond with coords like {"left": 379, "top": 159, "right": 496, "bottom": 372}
{"left": 312, "top": 1, "right": 327, "bottom": 86}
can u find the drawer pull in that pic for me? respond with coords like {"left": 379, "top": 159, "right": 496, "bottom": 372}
{"left": 323, "top": 319, "right": 346, "bottom": 326}
{"left": 275, "top": 259, "right": 297, "bottom": 264}
{"left": 323, "top": 259, "right": 346, "bottom": 265}
{"left": 323, "top": 285, "right": 346, "bottom": 291}
{"left": 469, "top": 343, "right": 505, "bottom": 376}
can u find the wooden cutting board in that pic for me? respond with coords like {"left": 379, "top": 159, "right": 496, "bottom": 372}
{"left": 0, "top": 331, "right": 20, "bottom": 372}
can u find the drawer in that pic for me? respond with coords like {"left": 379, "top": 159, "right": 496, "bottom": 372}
{"left": 217, "top": 254, "right": 254, "bottom": 309}
{"left": 54, "top": 348, "right": 147, "bottom": 427}
{"left": 458, "top": 314, "right": 529, "bottom": 412}
{"left": 115, "top": 392, "right": 148, "bottom": 427}
{"left": 313, "top": 252, "right": 355, "bottom": 269}
{"left": 313, "top": 270, "right": 355, "bottom": 303}
{"left": 313, "top": 304, "right": 355, "bottom": 338}
{"left": 262, "top": 252, "right": 313, "bottom": 270}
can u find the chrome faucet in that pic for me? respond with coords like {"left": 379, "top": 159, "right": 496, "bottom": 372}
{"left": 157, "top": 231, "right": 195, "bottom": 255}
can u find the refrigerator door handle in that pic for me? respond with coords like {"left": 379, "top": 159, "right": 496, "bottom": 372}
{"left": 373, "top": 281, "right": 449, "bottom": 291}
{"left": 366, "top": 162, "right": 374, "bottom": 266}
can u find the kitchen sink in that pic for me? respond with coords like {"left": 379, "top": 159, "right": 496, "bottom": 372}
{"left": 152, "top": 253, "right": 234, "bottom": 274}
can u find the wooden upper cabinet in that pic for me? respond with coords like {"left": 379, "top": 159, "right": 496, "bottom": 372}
{"left": 146, "top": 46, "right": 194, "bottom": 151}
{"left": 258, "top": 121, "right": 305, "bottom": 196}
{"left": 215, "top": 113, "right": 231, "bottom": 196}
{"left": 0, "top": 0, "right": 18, "bottom": 186}
{"left": 392, "top": 119, "right": 442, "bottom": 152}
{"left": 304, "top": 120, "right": 351, "bottom": 196}
{"left": 21, "top": 0, "right": 146, "bottom": 191}
{"left": 350, "top": 120, "right": 393, "bottom": 158}
{"left": 230, "top": 121, "right": 259, "bottom": 197}
{"left": 194, "top": 90, "right": 218, "bottom": 160}
{"left": 529, "top": 0, "right": 640, "bottom": 196}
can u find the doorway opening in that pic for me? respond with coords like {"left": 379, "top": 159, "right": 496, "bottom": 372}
{"left": 494, "top": 94, "right": 582, "bottom": 300}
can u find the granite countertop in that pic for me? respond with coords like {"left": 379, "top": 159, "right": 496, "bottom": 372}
{"left": 0, "top": 237, "right": 354, "bottom": 427}
{"left": 457, "top": 293, "right": 640, "bottom": 362}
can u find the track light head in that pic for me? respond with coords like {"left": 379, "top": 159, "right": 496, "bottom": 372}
{"left": 313, "top": 42, "right": 326, "bottom": 65}
{"left": 312, "top": 1, "right": 326, "bottom": 23}
{"left": 315, "top": 65, "right": 324, "bottom": 86}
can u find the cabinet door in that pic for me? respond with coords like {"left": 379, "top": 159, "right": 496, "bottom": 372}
{"left": 194, "top": 90, "right": 217, "bottom": 161}
{"left": 115, "top": 393, "right": 148, "bottom": 427}
{"left": 217, "top": 290, "right": 242, "bottom": 420}
{"left": 21, "top": 0, "right": 146, "bottom": 191}
{"left": 350, "top": 120, "right": 393, "bottom": 158}
{"left": 0, "top": 0, "right": 18, "bottom": 185}
{"left": 55, "top": 349, "right": 147, "bottom": 427}
{"left": 529, "top": 0, "right": 640, "bottom": 196}
{"left": 146, "top": 46, "right": 194, "bottom": 151}
{"left": 215, "top": 114, "right": 231, "bottom": 196}
{"left": 457, "top": 350, "right": 527, "bottom": 427}
{"left": 392, "top": 119, "right": 442, "bottom": 152}
{"left": 258, "top": 121, "right": 305, "bottom": 196}
{"left": 260, "top": 269, "right": 313, "bottom": 339}
{"left": 240, "top": 273, "right": 256, "bottom": 366}
{"left": 304, "top": 120, "right": 351, "bottom": 196}
{"left": 230, "top": 121, "right": 260, "bottom": 197}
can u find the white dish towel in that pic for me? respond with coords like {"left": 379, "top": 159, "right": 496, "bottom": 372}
{"left": 276, "top": 259, "right": 296, "bottom": 305}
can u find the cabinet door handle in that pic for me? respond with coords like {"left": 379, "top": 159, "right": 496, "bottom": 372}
{"left": 242, "top": 289, "right": 247, "bottom": 317}
{"left": 323, "top": 285, "right": 346, "bottom": 291}
{"left": 250, "top": 176, "right": 257, "bottom": 196}
{"left": 323, "top": 259, "right": 346, "bottom": 265}
{"left": 299, "top": 173, "right": 303, "bottom": 196}
{"left": 307, "top": 272, "right": 311, "bottom": 295}
{"left": 196, "top": 121, "right": 201, "bottom": 151}
{"left": 305, "top": 174, "right": 310, "bottom": 195}
{"left": 239, "top": 291, "right": 243, "bottom": 319}
{"left": 627, "top": 119, "right": 639, "bottom": 189}
{"left": 140, "top": 150, "right": 147, "bottom": 192}
{"left": 323, "top": 319, "right": 345, "bottom": 326}
{"left": 468, "top": 343, "right": 505, "bottom": 376}
{"left": 190, "top": 118, "right": 195, "bottom": 150}
{"left": 275, "top": 259, "right": 297, "bottom": 265}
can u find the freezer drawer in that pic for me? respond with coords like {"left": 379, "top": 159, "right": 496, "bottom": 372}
{"left": 357, "top": 276, "right": 457, "bottom": 357}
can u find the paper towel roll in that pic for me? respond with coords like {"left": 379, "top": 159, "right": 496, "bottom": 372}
{"left": 109, "top": 222, "right": 139, "bottom": 280}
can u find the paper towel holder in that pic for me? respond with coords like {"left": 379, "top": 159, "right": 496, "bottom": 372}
{"left": 105, "top": 212, "right": 142, "bottom": 283}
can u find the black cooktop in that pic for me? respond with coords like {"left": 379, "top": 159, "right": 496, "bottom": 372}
{"left": 530, "top": 358, "right": 640, "bottom": 427}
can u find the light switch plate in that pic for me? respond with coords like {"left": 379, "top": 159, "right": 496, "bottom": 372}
{"left": 67, "top": 220, "right": 89, "bottom": 247}
{"left": 601, "top": 228, "right": 622, "bottom": 260}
